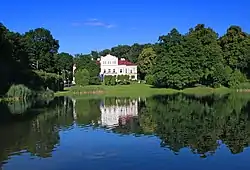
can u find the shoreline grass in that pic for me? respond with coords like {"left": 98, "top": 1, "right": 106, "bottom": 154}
{"left": 55, "top": 84, "right": 233, "bottom": 98}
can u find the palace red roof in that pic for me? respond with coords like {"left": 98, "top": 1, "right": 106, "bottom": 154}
{"left": 118, "top": 60, "right": 136, "bottom": 66}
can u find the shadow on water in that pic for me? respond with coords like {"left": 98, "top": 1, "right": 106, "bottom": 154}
{"left": 1, "top": 93, "right": 250, "bottom": 168}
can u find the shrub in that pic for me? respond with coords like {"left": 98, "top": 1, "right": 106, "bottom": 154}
{"left": 235, "top": 82, "right": 250, "bottom": 89}
{"left": 75, "top": 69, "right": 90, "bottom": 86}
{"left": 228, "top": 70, "right": 247, "bottom": 88}
{"left": 37, "top": 89, "right": 54, "bottom": 99}
{"left": 104, "top": 75, "right": 116, "bottom": 86}
{"left": 117, "top": 75, "right": 130, "bottom": 85}
{"left": 110, "top": 76, "right": 116, "bottom": 85}
{"left": 89, "top": 76, "right": 101, "bottom": 85}
{"left": 145, "top": 74, "right": 155, "bottom": 85}
{"left": 34, "top": 71, "right": 64, "bottom": 91}
{"left": 7, "top": 84, "right": 33, "bottom": 99}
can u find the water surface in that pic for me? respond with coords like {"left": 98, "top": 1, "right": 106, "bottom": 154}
{"left": 1, "top": 94, "right": 250, "bottom": 170}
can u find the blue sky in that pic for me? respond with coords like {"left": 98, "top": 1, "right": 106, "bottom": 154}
{"left": 1, "top": 0, "right": 250, "bottom": 55}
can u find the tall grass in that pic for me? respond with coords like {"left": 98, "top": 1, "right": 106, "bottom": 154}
{"left": 6, "top": 84, "right": 34, "bottom": 100}
{"left": 5, "top": 84, "right": 55, "bottom": 101}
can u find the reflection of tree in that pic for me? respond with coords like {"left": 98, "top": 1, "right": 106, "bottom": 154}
{"left": 110, "top": 94, "right": 250, "bottom": 157}
{"left": 113, "top": 117, "right": 144, "bottom": 135}
{"left": 0, "top": 96, "right": 74, "bottom": 162}
{"left": 104, "top": 97, "right": 132, "bottom": 107}
{"left": 142, "top": 94, "right": 250, "bottom": 157}
{"left": 75, "top": 99, "right": 101, "bottom": 126}
{"left": 7, "top": 100, "right": 33, "bottom": 115}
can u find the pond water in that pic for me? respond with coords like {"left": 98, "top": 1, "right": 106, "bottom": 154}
{"left": 1, "top": 94, "right": 250, "bottom": 170}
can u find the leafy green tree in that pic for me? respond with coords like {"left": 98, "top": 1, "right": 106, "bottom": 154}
{"left": 110, "top": 45, "right": 131, "bottom": 58}
{"left": 152, "top": 25, "right": 225, "bottom": 89}
{"left": 152, "top": 28, "right": 186, "bottom": 88}
{"left": 75, "top": 69, "right": 90, "bottom": 86}
{"left": 91, "top": 50, "right": 99, "bottom": 59}
{"left": 99, "top": 49, "right": 111, "bottom": 56}
{"left": 219, "top": 26, "right": 250, "bottom": 73}
{"left": 24, "top": 28, "right": 59, "bottom": 73}
{"left": 145, "top": 75, "right": 155, "bottom": 85}
{"left": 74, "top": 54, "right": 100, "bottom": 85}
{"left": 56, "top": 52, "right": 73, "bottom": 72}
{"left": 228, "top": 69, "right": 247, "bottom": 88}
{"left": 124, "top": 43, "right": 145, "bottom": 63}
{"left": 55, "top": 52, "right": 73, "bottom": 81}
{"left": 137, "top": 47, "right": 157, "bottom": 80}
{"left": 185, "top": 24, "right": 224, "bottom": 86}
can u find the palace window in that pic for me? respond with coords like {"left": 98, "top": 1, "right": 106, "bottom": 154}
{"left": 120, "top": 69, "right": 122, "bottom": 73}
{"left": 113, "top": 69, "right": 115, "bottom": 73}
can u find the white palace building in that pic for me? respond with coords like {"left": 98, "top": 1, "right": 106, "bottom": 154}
{"left": 97, "top": 54, "right": 138, "bottom": 81}
{"left": 72, "top": 54, "right": 138, "bottom": 84}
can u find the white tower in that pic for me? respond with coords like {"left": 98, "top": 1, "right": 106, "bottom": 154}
{"left": 72, "top": 64, "right": 76, "bottom": 85}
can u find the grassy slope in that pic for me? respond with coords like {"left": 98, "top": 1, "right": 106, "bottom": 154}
{"left": 55, "top": 83, "right": 232, "bottom": 98}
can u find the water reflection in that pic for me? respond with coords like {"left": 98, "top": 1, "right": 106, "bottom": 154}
{"left": 100, "top": 98, "right": 139, "bottom": 128}
{"left": 1, "top": 93, "right": 250, "bottom": 169}
{"left": 0, "top": 97, "right": 73, "bottom": 163}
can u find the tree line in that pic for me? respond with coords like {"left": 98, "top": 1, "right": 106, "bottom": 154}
{"left": 0, "top": 23, "right": 75, "bottom": 96}
{"left": 96, "top": 24, "right": 250, "bottom": 89}
{"left": 1, "top": 22, "right": 250, "bottom": 95}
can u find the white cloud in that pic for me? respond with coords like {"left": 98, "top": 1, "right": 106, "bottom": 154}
{"left": 83, "top": 19, "right": 115, "bottom": 28}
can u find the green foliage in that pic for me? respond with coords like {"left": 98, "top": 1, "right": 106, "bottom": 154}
{"left": 35, "top": 71, "right": 64, "bottom": 91}
{"left": 151, "top": 24, "right": 249, "bottom": 89}
{"left": 0, "top": 23, "right": 64, "bottom": 97}
{"left": 117, "top": 75, "right": 130, "bottom": 85}
{"left": 219, "top": 26, "right": 250, "bottom": 71}
{"left": 55, "top": 52, "right": 73, "bottom": 81}
{"left": 137, "top": 47, "right": 157, "bottom": 79}
{"left": 235, "top": 82, "right": 250, "bottom": 89}
{"left": 74, "top": 54, "right": 100, "bottom": 85}
{"left": 104, "top": 75, "right": 116, "bottom": 86}
{"left": 75, "top": 69, "right": 90, "bottom": 86}
{"left": 24, "top": 28, "right": 59, "bottom": 73}
{"left": 145, "top": 75, "right": 155, "bottom": 85}
{"left": 228, "top": 70, "right": 247, "bottom": 88}
{"left": 7, "top": 85, "right": 33, "bottom": 99}
{"left": 89, "top": 76, "right": 101, "bottom": 85}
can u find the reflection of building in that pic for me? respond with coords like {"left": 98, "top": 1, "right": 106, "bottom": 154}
{"left": 100, "top": 99, "right": 139, "bottom": 127}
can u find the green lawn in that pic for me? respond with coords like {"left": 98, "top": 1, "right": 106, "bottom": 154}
{"left": 55, "top": 83, "right": 232, "bottom": 97}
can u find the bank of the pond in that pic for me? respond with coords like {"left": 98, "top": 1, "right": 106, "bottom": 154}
{"left": 0, "top": 89, "right": 54, "bottom": 103}
{"left": 55, "top": 84, "right": 233, "bottom": 97}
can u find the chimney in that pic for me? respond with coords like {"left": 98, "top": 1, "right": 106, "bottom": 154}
{"left": 121, "top": 58, "right": 125, "bottom": 61}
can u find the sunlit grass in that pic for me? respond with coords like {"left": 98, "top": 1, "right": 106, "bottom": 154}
{"left": 55, "top": 83, "right": 233, "bottom": 98}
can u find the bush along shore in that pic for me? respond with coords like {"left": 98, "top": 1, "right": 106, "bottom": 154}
{"left": 0, "top": 70, "right": 64, "bottom": 101}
